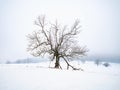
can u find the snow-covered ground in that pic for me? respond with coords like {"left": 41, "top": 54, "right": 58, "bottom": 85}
{"left": 0, "top": 61, "right": 120, "bottom": 90}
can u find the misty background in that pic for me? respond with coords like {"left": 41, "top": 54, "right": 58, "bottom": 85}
{"left": 0, "top": 0, "right": 120, "bottom": 63}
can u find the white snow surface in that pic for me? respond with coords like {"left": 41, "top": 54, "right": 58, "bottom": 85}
{"left": 0, "top": 61, "right": 120, "bottom": 90}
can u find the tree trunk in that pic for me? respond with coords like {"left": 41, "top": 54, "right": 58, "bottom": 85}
{"left": 54, "top": 56, "right": 60, "bottom": 68}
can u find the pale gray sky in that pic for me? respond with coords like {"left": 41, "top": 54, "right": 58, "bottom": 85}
{"left": 0, "top": 0, "right": 120, "bottom": 61}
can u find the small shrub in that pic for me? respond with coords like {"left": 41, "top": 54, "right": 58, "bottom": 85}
{"left": 103, "top": 62, "right": 110, "bottom": 67}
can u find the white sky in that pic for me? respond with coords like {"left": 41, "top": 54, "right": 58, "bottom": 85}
{"left": 0, "top": 0, "right": 120, "bottom": 61}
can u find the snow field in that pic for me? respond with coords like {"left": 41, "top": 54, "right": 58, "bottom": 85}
{"left": 0, "top": 61, "right": 120, "bottom": 90}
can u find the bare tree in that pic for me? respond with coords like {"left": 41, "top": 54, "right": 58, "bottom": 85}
{"left": 94, "top": 59, "right": 101, "bottom": 66}
{"left": 27, "top": 15, "right": 88, "bottom": 70}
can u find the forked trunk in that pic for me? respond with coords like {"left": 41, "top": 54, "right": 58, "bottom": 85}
{"left": 54, "top": 56, "right": 60, "bottom": 68}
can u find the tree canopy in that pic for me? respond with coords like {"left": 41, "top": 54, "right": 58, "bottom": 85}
{"left": 27, "top": 15, "right": 88, "bottom": 70}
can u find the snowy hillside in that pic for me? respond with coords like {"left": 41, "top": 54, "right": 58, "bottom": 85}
{"left": 0, "top": 61, "right": 120, "bottom": 90}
